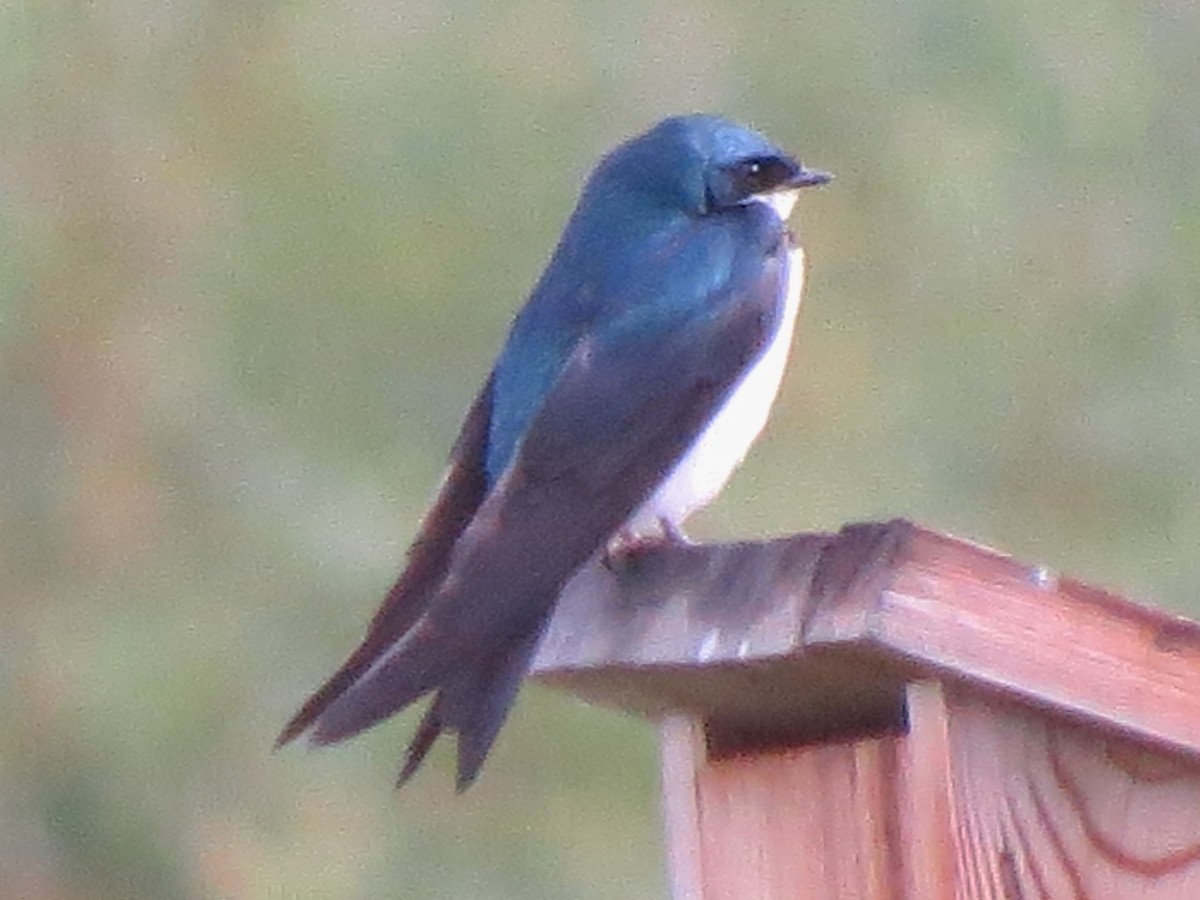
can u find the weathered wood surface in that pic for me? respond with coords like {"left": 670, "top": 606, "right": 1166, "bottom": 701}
{"left": 534, "top": 519, "right": 1200, "bottom": 760}
{"left": 532, "top": 520, "right": 1200, "bottom": 898}
{"left": 657, "top": 680, "right": 1200, "bottom": 899}
{"left": 938, "top": 683, "right": 1200, "bottom": 897}
{"left": 668, "top": 719, "right": 897, "bottom": 899}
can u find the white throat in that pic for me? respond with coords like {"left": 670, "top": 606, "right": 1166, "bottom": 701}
{"left": 752, "top": 188, "right": 800, "bottom": 221}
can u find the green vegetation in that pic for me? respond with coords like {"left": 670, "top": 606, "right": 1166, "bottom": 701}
{"left": 3, "top": 0, "right": 1198, "bottom": 896}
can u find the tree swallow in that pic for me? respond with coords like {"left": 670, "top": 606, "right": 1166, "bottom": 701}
{"left": 278, "top": 114, "right": 831, "bottom": 790}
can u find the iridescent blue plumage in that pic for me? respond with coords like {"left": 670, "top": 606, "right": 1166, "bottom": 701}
{"left": 487, "top": 114, "right": 810, "bottom": 485}
{"left": 279, "top": 114, "right": 831, "bottom": 790}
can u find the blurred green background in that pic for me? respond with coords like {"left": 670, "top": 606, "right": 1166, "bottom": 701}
{"left": 3, "top": 0, "right": 1199, "bottom": 897}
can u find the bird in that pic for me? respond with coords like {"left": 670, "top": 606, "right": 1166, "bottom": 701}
{"left": 277, "top": 114, "right": 831, "bottom": 791}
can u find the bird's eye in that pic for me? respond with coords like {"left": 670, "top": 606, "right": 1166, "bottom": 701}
{"left": 736, "top": 156, "right": 783, "bottom": 195}
{"left": 710, "top": 155, "right": 793, "bottom": 209}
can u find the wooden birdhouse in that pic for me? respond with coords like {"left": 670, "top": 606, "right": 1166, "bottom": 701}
{"left": 533, "top": 520, "right": 1200, "bottom": 899}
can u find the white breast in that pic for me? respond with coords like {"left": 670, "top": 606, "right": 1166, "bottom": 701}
{"left": 625, "top": 242, "right": 805, "bottom": 536}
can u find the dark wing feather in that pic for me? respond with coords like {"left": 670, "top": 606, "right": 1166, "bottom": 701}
{"left": 304, "top": 238, "right": 788, "bottom": 788}
{"left": 275, "top": 374, "right": 495, "bottom": 747}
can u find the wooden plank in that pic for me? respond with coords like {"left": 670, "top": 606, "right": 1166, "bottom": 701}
{"left": 939, "top": 685, "right": 1200, "bottom": 896}
{"left": 892, "top": 681, "right": 957, "bottom": 900}
{"left": 690, "top": 734, "right": 897, "bottom": 899}
{"left": 659, "top": 715, "right": 705, "bottom": 900}
{"left": 871, "top": 527, "right": 1200, "bottom": 761}
{"left": 660, "top": 680, "right": 1200, "bottom": 899}
{"left": 530, "top": 523, "right": 1200, "bottom": 899}
{"left": 533, "top": 526, "right": 913, "bottom": 728}
{"left": 534, "top": 520, "right": 1200, "bottom": 759}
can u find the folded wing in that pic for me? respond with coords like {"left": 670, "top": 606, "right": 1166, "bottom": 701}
{"left": 280, "top": 215, "right": 792, "bottom": 789}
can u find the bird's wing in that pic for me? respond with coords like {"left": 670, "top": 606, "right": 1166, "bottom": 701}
{"left": 298, "top": 224, "right": 793, "bottom": 788}
{"left": 280, "top": 210, "right": 796, "bottom": 787}
{"left": 275, "top": 375, "right": 494, "bottom": 747}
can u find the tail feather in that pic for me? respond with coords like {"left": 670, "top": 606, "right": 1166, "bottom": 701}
{"left": 276, "top": 377, "right": 495, "bottom": 751}
{"left": 309, "top": 616, "right": 548, "bottom": 788}
{"left": 396, "top": 699, "right": 446, "bottom": 787}
{"left": 309, "top": 632, "right": 446, "bottom": 746}
{"left": 447, "top": 629, "right": 543, "bottom": 791}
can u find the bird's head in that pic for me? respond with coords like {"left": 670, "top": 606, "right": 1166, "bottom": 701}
{"left": 587, "top": 114, "right": 831, "bottom": 220}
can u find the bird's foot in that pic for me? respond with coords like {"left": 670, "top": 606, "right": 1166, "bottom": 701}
{"left": 602, "top": 519, "right": 691, "bottom": 572}
{"left": 602, "top": 529, "right": 659, "bottom": 572}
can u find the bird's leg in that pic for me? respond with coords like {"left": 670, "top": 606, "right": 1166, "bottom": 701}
{"left": 602, "top": 518, "right": 691, "bottom": 572}
{"left": 602, "top": 528, "right": 657, "bottom": 572}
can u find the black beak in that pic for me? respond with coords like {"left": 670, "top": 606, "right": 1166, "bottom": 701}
{"left": 789, "top": 165, "right": 833, "bottom": 189}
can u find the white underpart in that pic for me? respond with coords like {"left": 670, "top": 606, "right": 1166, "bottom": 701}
{"left": 759, "top": 187, "right": 798, "bottom": 220}
{"left": 624, "top": 190, "right": 805, "bottom": 536}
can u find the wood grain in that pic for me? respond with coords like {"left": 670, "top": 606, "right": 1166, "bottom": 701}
{"left": 691, "top": 731, "right": 897, "bottom": 899}
{"left": 940, "top": 685, "right": 1200, "bottom": 897}
{"left": 871, "top": 526, "right": 1200, "bottom": 768}
{"left": 529, "top": 521, "right": 1200, "bottom": 898}
{"left": 659, "top": 715, "right": 705, "bottom": 900}
{"left": 894, "top": 680, "right": 957, "bottom": 900}
{"left": 657, "top": 681, "right": 1200, "bottom": 899}
{"left": 535, "top": 520, "right": 1200, "bottom": 761}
